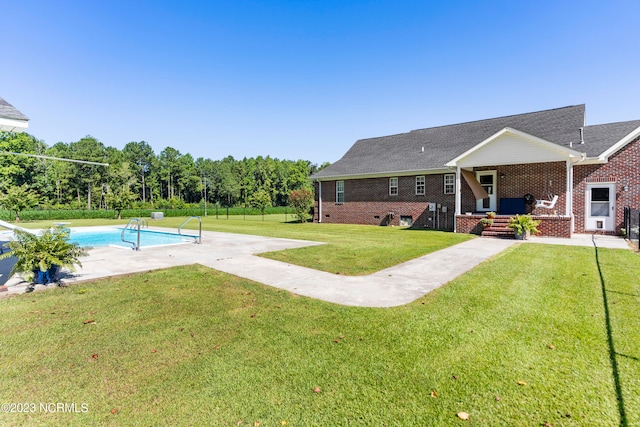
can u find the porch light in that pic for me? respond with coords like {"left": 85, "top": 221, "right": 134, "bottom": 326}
{"left": 499, "top": 172, "right": 506, "bottom": 179}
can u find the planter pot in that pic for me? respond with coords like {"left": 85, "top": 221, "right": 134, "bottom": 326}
{"left": 514, "top": 230, "right": 530, "bottom": 240}
{"left": 32, "top": 265, "right": 60, "bottom": 284}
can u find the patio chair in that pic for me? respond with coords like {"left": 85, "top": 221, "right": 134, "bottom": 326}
{"left": 535, "top": 194, "right": 558, "bottom": 209}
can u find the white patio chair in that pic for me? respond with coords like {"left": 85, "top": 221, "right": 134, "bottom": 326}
{"left": 535, "top": 194, "right": 558, "bottom": 209}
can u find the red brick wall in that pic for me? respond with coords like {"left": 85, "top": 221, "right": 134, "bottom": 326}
{"left": 536, "top": 215, "right": 572, "bottom": 237}
{"left": 455, "top": 214, "right": 486, "bottom": 235}
{"left": 455, "top": 214, "right": 572, "bottom": 237}
{"left": 460, "top": 162, "right": 567, "bottom": 215}
{"left": 315, "top": 175, "right": 456, "bottom": 229}
{"left": 573, "top": 136, "right": 640, "bottom": 234}
{"left": 314, "top": 137, "right": 640, "bottom": 236}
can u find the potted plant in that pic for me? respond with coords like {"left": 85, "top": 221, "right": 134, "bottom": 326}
{"left": 486, "top": 211, "right": 497, "bottom": 219}
{"left": 0, "top": 226, "right": 88, "bottom": 291}
{"left": 480, "top": 217, "right": 493, "bottom": 228}
{"left": 507, "top": 214, "right": 541, "bottom": 240}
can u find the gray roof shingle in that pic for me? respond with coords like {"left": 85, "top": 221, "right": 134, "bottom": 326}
{"left": 313, "top": 105, "right": 595, "bottom": 179}
{"left": 0, "top": 96, "right": 29, "bottom": 121}
{"left": 582, "top": 120, "right": 640, "bottom": 157}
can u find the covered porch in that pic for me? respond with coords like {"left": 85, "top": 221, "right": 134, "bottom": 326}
{"left": 445, "top": 127, "right": 584, "bottom": 238}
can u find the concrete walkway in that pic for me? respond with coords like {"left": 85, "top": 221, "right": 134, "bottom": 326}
{"left": 0, "top": 229, "right": 631, "bottom": 306}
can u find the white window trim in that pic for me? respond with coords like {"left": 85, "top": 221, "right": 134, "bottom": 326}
{"left": 336, "top": 180, "right": 344, "bottom": 204}
{"left": 444, "top": 174, "right": 455, "bottom": 194}
{"left": 416, "top": 176, "right": 425, "bottom": 195}
{"left": 389, "top": 177, "right": 398, "bottom": 196}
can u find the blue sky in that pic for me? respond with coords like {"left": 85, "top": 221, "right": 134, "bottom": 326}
{"left": 2, "top": 0, "right": 639, "bottom": 164}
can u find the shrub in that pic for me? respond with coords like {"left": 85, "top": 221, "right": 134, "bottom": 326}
{"left": 289, "top": 188, "right": 314, "bottom": 223}
{"left": 0, "top": 227, "right": 88, "bottom": 284}
{"left": 507, "top": 214, "right": 541, "bottom": 237}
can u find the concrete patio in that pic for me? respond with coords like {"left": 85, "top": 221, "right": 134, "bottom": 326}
{"left": 0, "top": 228, "right": 632, "bottom": 307}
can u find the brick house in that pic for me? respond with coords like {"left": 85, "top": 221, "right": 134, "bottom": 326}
{"left": 311, "top": 105, "right": 640, "bottom": 237}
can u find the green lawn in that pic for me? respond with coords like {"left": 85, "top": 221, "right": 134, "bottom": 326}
{"left": 0, "top": 240, "right": 638, "bottom": 426}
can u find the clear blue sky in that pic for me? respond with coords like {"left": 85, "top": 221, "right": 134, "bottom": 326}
{"left": 2, "top": 0, "right": 639, "bottom": 165}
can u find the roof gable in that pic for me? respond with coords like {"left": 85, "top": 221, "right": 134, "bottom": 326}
{"left": 0, "top": 96, "right": 29, "bottom": 133}
{"left": 446, "top": 127, "right": 584, "bottom": 168}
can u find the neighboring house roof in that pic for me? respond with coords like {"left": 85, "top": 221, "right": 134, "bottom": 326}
{"left": 311, "top": 105, "right": 640, "bottom": 180}
{"left": 0, "top": 96, "right": 29, "bottom": 133}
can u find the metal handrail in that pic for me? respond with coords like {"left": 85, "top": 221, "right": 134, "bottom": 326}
{"left": 122, "top": 218, "right": 141, "bottom": 250}
{"left": 178, "top": 216, "right": 202, "bottom": 244}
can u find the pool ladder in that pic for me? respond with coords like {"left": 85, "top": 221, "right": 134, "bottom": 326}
{"left": 122, "top": 218, "right": 142, "bottom": 251}
{"left": 178, "top": 216, "right": 202, "bottom": 244}
{"left": 127, "top": 218, "right": 148, "bottom": 229}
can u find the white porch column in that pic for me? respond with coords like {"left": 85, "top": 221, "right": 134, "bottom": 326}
{"left": 454, "top": 167, "right": 461, "bottom": 232}
{"left": 455, "top": 167, "right": 462, "bottom": 215}
{"left": 566, "top": 160, "right": 573, "bottom": 231}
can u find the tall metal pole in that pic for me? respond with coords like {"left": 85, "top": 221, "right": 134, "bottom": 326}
{"left": 204, "top": 176, "right": 207, "bottom": 217}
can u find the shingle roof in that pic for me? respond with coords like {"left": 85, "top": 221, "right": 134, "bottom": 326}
{"left": 0, "top": 96, "right": 29, "bottom": 121}
{"left": 312, "top": 105, "right": 586, "bottom": 179}
{"left": 582, "top": 120, "right": 640, "bottom": 157}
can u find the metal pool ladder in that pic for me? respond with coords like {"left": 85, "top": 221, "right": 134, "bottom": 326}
{"left": 122, "top": 218, "right": 141, "bottom": 250}
{"left": 178, "top": 216, "right": 202, "bottom": 244}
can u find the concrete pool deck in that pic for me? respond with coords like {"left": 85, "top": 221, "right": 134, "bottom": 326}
{"left": 0, "top": 228, "right": 632, "bottom": 306}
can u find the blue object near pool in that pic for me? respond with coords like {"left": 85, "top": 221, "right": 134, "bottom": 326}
{"left": 69, "top": 227, "right": 195, "bottom": 248}
{"left": 33, "top": 265, "right": 60, "bottom": 284}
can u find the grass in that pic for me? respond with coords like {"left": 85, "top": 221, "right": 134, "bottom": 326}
{"left": 0, "top": 242, "right": 638, "bottom": 426}
{"left": 17, "top": 216, "right": 472, "bottom": 275}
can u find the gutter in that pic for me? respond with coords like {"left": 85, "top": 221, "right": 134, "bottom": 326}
{"left": 316, "top": 179, "right": 322, "bottom": 223}
{"left": 312, "top": 168, "right": 452, "bottom": 182}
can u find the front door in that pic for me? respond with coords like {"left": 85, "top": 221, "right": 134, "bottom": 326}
{"left": 585, "top": 183, "right": 616, "bottom": 231}
{"left": 476, "top": 170, "right": 497, "bottom": 212}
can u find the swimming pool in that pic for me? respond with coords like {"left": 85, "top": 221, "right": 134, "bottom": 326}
{"left": 68, "top": 227, "right": 196, "bottom": 248}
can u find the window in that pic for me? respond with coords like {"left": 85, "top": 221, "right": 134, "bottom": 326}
{"left": 590, "top": 187, "right": 610, "bottom": 217}
{"left": 389, "top": 177, "right": 398, "bottom": 196}
{"left": 444, "top": 174, "right": 455, "bottom": 194}
{"left": 416, "top": 176, "right": 425, "bottom": 195}
{"left": 336, "top": 180, "right": 344, "bottom": 203}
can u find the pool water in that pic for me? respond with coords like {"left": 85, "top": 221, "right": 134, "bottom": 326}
{"left": 68, "top": 227, "right": 196, "bottom": 248}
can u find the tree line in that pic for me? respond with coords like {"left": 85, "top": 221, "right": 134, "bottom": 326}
{"left": 0, "top": 132, "right": 328, "bottom": 214}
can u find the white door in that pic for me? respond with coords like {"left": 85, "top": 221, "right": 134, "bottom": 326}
{"left": 476, "top": 170, "right": 497, "bottom": 212}
{"left": 585, "top": 183, "right": 616, "bottom": 231}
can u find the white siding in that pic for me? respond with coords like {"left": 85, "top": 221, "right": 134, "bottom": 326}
{"left": 456, "top": 131, "right": 571, "bottom": 168}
